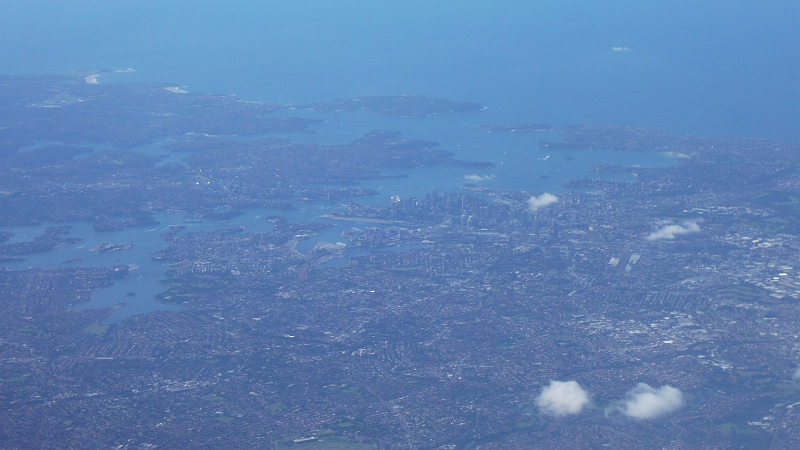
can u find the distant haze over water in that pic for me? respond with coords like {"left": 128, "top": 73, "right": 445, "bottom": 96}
{"left": 1, "top": 0, "right": 799, "bottom": 141}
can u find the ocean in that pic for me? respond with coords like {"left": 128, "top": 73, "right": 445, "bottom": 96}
{"left": 1, "top": 1, "right": 798, "bottom": 140}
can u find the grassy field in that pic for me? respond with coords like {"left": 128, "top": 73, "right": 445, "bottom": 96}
{"left": 84, "top": 323, "right": 109, "bottom": 336}
{"left": 275, "top": 438, "right": 374, "bottom": 449}
{"left": 716, "top": 285, "right": 771, "bottom": 303}
{"left": 550, "top": 333, "right": 576, "bottom": 342}
{"left": 1, "top": 375, "right": 29, "bottom": 383}
{"left": 266, "top": 402, "right": 286, "bottom": 416}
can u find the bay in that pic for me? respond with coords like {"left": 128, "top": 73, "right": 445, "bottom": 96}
{"left": 0, "top": 111, "right": 674, "bottom": 323}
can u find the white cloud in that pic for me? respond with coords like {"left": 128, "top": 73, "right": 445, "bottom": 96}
{"left": 528, "top": 193, "right": 558, "bottom": 212}
{"left": 612, "top": 47, "right": 632, "bottom": 52}
{"left": 793, "top": 366, "right": 800, "bottom": 381}
{"left": 618, "top": 383, "right": 684, "bottom": 419}
{"left": 463, "top": 174, "right": 495, "bottom": 182}
{"left": 646, "top": 221, "right": 700, "bottom": 241}
{"left": 536, "top": 380, "right": 590, "bottom": 416}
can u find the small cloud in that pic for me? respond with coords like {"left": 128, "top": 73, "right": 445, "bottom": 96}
{"left": 165, "top": 87, "right": 188, "bottom": 94}
{"left": 528, "top": 193, "right": 558, "bottom": 212}
{"left": 646, "top": 221, "right": 700, "bottom": 241}
{"left": 463, "top": 174, "right": 495, "bottom": 182}
{"left": 612, "top": 47, "right": 632, "bottom": 52}
{"left": 536, "top": 380, "right": 590, "bottom": 416}
{"left": 792, "top": 366, "right": 800, "bottom": 381}
{"left": 617, "top": 383, "right": 685, "bottom": 419}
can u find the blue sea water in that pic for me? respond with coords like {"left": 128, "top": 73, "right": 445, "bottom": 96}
{"left": 0, "top": 1, "right": 799, "bottom": 322}
{"left": 1, "top": 1, "right": 798, "bottom": 139}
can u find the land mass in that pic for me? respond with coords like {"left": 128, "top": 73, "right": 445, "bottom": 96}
{"left": 3, "top": 76, "right": 800, "bottom": 449}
